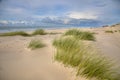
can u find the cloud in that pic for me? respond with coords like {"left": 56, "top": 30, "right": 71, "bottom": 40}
{"left": 0, "top": 17, "right": 103, "bottom": 27}
{"left": 41, "top": 17, "right": 64, "bottom": 24}
{"left": 63, "top": 18, "right": 71, "bottom": 24}
{"left": 32, "top": 15, "right": 58, "bottom": 20}
{"left": 40, "top": 16, "right": 102, "bottom": 27}
{"left": 0, "top": 20, "right": 8, "bottom": 25}
{"left": 0, "top": 20, "right": 33, "bottom": 26}
{"left": 67, "top": 11, "right": 98, "bottom": 19}
{"left": 0, "top": 0, "right": 120, "bottom": 26}
{"left": 0, "top": 0, "right": 2, "bottom": 3}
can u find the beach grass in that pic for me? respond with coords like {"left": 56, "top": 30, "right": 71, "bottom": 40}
{"left": 48, "top": 32, "right": 61, "bottom": 35}
{"left": 53, "top": 35, "right": 120, "bottom": 80}
{"left": 0, "top": 31, "right": 30, "bottom": 36}
{"left": 28, "top": 39, "right": 45, "bottom": 50}
{"left": 32, "top": 29, "right": 47, "bottom": 35}
{"left": 77, "top": 55, "right": 120, "bottom": 80}
{"left": 53, "top": 36, "right": 89, "bottom": 67}
{"left": 64, "top": 29, "right": 95, "bottom": 41}
{"left": 105, "top": 30, "right": 114, "bottom": 33}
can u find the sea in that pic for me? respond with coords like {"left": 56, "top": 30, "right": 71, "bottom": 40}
{"left": 0, "top": 26, "right": 95, "bottom": 33}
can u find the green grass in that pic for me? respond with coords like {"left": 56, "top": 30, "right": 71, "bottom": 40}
{"left": 119, "top": 30, "right": 120, "bottom": 32}
{"left": 0, "top": 29, "right": 62, "bottom": 37}
{"left": 28, "top": 39, "right": 45, "bottom": 50}
{"left": 32, "top": 29, "right": 47, "bottom": 35}
{"left": 53, "top": 36, "right": 120, "bottom": 80}
{"left": 53, "top": 36, "right": 86, "bottom": 67}
{"left": 48, "top": 32, "right": 61, "bottom": 35}
{"left": 77, "top": 55, "right": 120, "bottom": 80}
{"left": 64, "top": 29, "right": 95, "bottom": 41}
{"left": 0, "top": 31, "right": 30, "bottom": 36}
{"left": 105, "top": 30, "right": 114, "bottom": 33}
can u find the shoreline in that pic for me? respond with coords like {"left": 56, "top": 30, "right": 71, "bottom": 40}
{"left": 0, "top": 26, "right": 101, "bottom": 33}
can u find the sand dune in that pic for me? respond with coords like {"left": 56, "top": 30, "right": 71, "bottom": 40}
{"left": 0, "top": 25, "right": 120, "bottom": 80}
{"left": 0, "top": 34, "right": 82, "bottom": 80}
{"left": 93, "top": 26, "right": 120, "bottom": 66}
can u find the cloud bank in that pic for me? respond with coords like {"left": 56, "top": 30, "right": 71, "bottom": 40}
{"left": 0, "top": 0, "right": 120, "bottom": 27}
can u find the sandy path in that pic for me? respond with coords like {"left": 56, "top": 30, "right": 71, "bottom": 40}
{"left": 0, "top": 35, "right": 80, "bottom": 80}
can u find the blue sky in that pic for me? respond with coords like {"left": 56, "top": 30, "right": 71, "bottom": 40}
{"left": 0, "top": 0, "right": 120, "bottom": 27}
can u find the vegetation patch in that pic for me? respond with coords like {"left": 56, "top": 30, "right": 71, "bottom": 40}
{"left": 105, "top": 30, "right": 114, "bottom": 33}
{"left": 48, "top": 32, "right": 61, "bottom": 35}
{"left": 0, "top": 31, "right": 30, "bottom": 36}
{"left": 114, "top": 30, "right": 117, "bottom": 32}
{"left": 53, "top": 30, "right": 120, "bottom": 80}
{"left": 64, "top": 29, "right": 95, "bottom": 41}
{"left": 28, "top": 39, "right": 45, "bottom": 50}
{"left": 32, "top": 29, "right": 47, "bottom": 35}
{"left": 53, "top": 36, "right": 90, "bottom": 67}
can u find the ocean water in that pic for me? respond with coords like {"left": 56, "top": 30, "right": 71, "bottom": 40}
{"left": 0, "top": 26, "right": 92, "bottom": 33}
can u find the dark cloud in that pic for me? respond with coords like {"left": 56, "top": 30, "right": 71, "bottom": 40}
{"left": 114, "top": 0, "right": 120, "bottom": 3}
{"left": 41, "top": 17, "right": 64, "bottom": 24}
{"left": 112, "top": 0, "right": 120, "bottom": 7}
{"left": 95, "top": 3, "right": 106, "bottom": 7}
{"left": 67, "top": 19, "right": 102, "bottom": 27}
{"left": 0, "top": 0, "right": 2, "bottom": 4}
{"left": 41, "top": 17, "right": 102, "bottom": 27}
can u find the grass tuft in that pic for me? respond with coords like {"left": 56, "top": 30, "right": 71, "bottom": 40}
{"left": 114, "top": 30, "right": 117, "bottom": 32}
{"left": 53, "top": 36, "right": 86, "bottom": 67}
{"left": 48, "top": 32, "right": 61, "bottom": 35}
{"left": 64, "top": 29, "right": 95, "bottom": 41}
{"left": 0, "top": 31, "right": 30, "bottom": 36}
{"left": 105, "top": 30, "right": 114, "bottom": 33}
{"left": 28, "top": 39, "right": 45, "bottom": 50}
{"left": 32, "top": 29, "right": 47, "bottom": 35}
{"left": 53, "top": 35, "right": 120, "bottom": 80}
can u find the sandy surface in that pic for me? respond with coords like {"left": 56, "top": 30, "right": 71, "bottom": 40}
{"left": 93, "top": 26, "right": 120, "bottom": 66}
{"left": 0, "top": 34, "right": 88, "bottom": 80}
{"left": 0, "top": 25, "right": 120, "bottom": 80}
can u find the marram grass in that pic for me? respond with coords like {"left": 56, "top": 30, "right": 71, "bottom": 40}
{"left": 0, "top": 31, "right": 30, "bottom": 36}
{"left": 28, "top": 39, "right": 45, "bottom": 50}
{"left": 53, "top": 36, "right": 86, "bottom": 67}
{"left": 77, "top": 55, "right": 120, "bottom": 80}
{"left": 64, "top": 29, "right": 95, "bottom": 41}
{"left": 32, "top": 29, "right": 47, "bottom": 35}
{"left": 105, "top": 30, "right": 114, "bottom": 33}
{"left": 53, "top": 36, "right": 120, "bottom": 80}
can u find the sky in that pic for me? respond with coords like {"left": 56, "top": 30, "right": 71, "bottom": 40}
{"left": 0, "top": 0, "right": 120, "bottom": 27}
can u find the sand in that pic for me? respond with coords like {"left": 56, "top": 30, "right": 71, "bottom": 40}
{"left": 93, "top": 26, "right": 120, "bottom": 66}
{"left": 0, "top": 25, "right": 120, "bottom": 80}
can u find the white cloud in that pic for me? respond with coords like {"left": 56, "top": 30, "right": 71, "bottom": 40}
{"left": 0, "top": 20, "right": 8, "bottom": 24}
{"left": 63, "top": 18, "right": 71, "bottom": 24}
{"left": 62, "top": 18, "right": 71, "bottom": 24}
{"left": 9, "top": 20, "right": 29, "bottom": 24}
{"left": 67, "top": 11, "right": 98, "bottom": 19}
{"left": 33, "top": 15, "right": 59, "bottom": 20}
{"left": 0, "top": 20, "right": 31, "bottom": 25}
